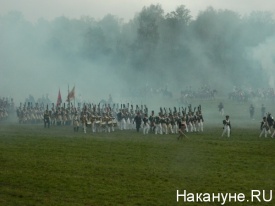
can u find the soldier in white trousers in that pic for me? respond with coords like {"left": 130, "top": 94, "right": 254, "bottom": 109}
{"left": 259, "top": 116, "right": 269, "bottom": 138}
{"left": 143, "top": 114, "right": 150, "bottom": 134}
{"left": 221, "top": 115, "right": 231, "bottom": 137}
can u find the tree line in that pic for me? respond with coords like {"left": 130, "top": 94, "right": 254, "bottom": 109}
{"left": 1, "top": 4, "right": 275, "bottom": 90}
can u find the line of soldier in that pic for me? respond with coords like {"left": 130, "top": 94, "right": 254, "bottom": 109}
{"left": 75, "top": 103, "right": 119, "bottom": 133}
{"left": 104, "top": 103, "right": 204, "bottom": 135}
{"left": 45, "top": 102, "right": 206, "bottom": 135}
{"left": 16, "top": 102, "right": 45, "bottom": 124}
{"left": 17, "top": 101, "right": 205, "bottom": 136}
{"left": 145, "top": 104, "right": 204, "bottom": 135}
{"left": 0, "top": 97, "right": 14, "bottom": 122}
{"left": 46, "top": 102, "right": 134, "bottom": 132}
{"left": 17, "top": 102, "right": 81, "bottom": 126}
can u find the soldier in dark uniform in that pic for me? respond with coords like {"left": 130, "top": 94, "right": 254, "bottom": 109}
{"left": 149, "top": 111, "right": 155, "bottom": 133}
{"left": 133, "top": 112, "right": 142, "bottom": 132}
{"left": 221, "top": 115, "right": 231, "bottom": 137}
{"left": 44, "top": 110, "right": 50, "bottom": 128}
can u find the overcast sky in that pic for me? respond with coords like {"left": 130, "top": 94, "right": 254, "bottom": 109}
{"left": 1, "top": 0, "right": 275, "bottom": 22}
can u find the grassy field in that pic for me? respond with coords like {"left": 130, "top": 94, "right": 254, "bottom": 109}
{"left": 0, "top": 99, "right": 275, "bottom": 206}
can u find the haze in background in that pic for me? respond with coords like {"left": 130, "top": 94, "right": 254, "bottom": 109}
{"left": 0, "top": 1, "right": 275, "bottom": 108}
{"left": 1, "top": 0, "right": 275, "bottom": 23}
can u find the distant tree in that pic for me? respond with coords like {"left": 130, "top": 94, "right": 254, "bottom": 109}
{"left": 131, "top": 4, "right": 164, "bottom": 69}
{"left": 83, "top": 26, "right": 108, "bottom": 59}
{"left": 159, "top": 5, "right": 192, "bottom": 66}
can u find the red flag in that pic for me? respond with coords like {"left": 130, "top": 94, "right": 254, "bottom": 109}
{"left": 67, "top": 86, "right": 75, "bottom": 101}
{"left": 56, "top": 89, "right": 62, "bottom": 106}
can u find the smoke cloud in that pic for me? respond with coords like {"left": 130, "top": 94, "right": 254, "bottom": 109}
{"left": 0, "top": 5, "right": 274, "bottom": 110}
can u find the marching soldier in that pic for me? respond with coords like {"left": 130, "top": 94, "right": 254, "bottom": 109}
{"left": 43, "top": 110, "right": 50, "bottom": 128}
{"left": 81, "top": 112, "right": 88, "bottom": 133}
{"left": 196, "top": 111, "right": 204, "bottom": 132}
{"left": 142, "top": 113, "right": 150, "bottom": 134}
{"left": 133, "top": 112, "right": 142, "bottom": 132}
{"left": 73, "top": 114, "right": 80, "bottom": 132}
{"left": 259, "top": 116, "right": 269, "bottom": 138}
{"left": 101, "top": 113, "right": 108, "bottom": 132}
{"left": 187, "top": 112, "right": 194, "bottom": 132}
{"left": 155, "top": 112, "right": 162, "bottom": 135}
{"left": 149, "top": 111, "right": 155, "bottom": 133}
{"left": 221, "top": 115, "right": 231, "bottom": 137}
{"left": 125, "top": 110, "right": 131, "bottom": 130}
{"left": 172, "top": 113, "right": 179, "bottom": 134}
{"left": 161, "top": 114, "right": 167, "bottom": 134}
{"left": 166, "top": 114, "right": 173, "bottom": 134}
{"left": 57, "top": 109, "right": 62, "bottom": 126}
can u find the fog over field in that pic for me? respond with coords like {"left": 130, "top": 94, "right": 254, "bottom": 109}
{"left": 1, "top": 2, "right": 275, "bottom": 109}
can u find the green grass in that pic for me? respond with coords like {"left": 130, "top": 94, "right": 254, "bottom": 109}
{"left": 0, "top": 124, "right": 274, "bottom": 206}
{"left": 0, "top": 98, "right": 275, "bottom": 205}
